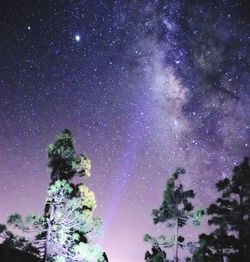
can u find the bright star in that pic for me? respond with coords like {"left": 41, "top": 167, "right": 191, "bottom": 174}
{"left": 75, "top": 34, "right": 81, "bottom": 42}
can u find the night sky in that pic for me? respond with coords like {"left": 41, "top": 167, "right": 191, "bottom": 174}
{"left": 0, "top": 1, "right": 250, "bottom": 261}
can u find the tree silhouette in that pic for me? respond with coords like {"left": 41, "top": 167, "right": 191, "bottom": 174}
{"left": 7, "top": 129, "right": 104, "bottom": 261}
{"left": 195, "top": 157, "right": 250, "bottom": 261}
{"left": 144, "top": 168, "right": 203, "bottom": 262}
{"left": 0, "top": 223, "right": 41, "bottom": 262}
{"left": 102, "top": 252, "right": 109, "bottom": 261}
{"left": 145, "top": 245, "right": 167, "bottom": 262}
{"left": 191, "top": 232, "right": 235, "bottom": 262}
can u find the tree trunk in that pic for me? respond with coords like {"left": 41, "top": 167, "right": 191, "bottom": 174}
{"left": 43, "top": 201, "right": 54, "bottom": 262}
{"left": 43, "top": 221, "right": 50, "bottom": 262}
{"left": 219, "top": 244, "right": 224, "bottom": 262}
{"left": 219, "top": 227, "right": 224, "bottom": 262}
{"left": 238, "top": 190, "right": 244, "bottom": 260}
{"left": 175, "top": 218, "right": 179, "bottom": 262}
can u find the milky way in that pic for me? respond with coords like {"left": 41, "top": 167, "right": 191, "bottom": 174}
{"left": 0, "top": 1, "right": 250, "bottom": 261}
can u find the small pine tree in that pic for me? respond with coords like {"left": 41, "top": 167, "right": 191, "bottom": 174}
{"left": 144, "top": 168, "right": 203, "bottom": 262}
{"left": 8, "top": 129, "right": 104, "bottom": 262}
{"left": 196, "top": 157, "right": 250, "bottom": 262}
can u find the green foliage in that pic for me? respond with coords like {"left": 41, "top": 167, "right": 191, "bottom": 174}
{"left": 47, "top": 129, "right": 92, "bottom": 181}
{"left": 54, "top": 256, "right": 66, "bottom": 262}
{"left": 152, "top": 168, "right": 195, "bottom": 227}
{"left": 47, "top": 179, "right": 73, "bottom": 197}
{"left": 72, "top": 243, "right": 103, "bottom": 261}
{"left": 7, "top": 213, "right": 22, "bottom": 226}
{"left": 144, "top": 234, "right": 175, "bottom": 248}
{"left": 145, "top": 245, "right": 167, "bottom": 262}
{"left": 72, "top": 154, "right": 92, "bottom": 177}
{"left": 25, "top": 214, "right": 44, "bottom": 225}
{"left": 47, "top": 129, "right": 76, "bottom": 180}
{"left": 192, "top": 209, "right": 205, "bottom": 226}
{"left": 78, "top": 184, "right": 97, "bottom": 209}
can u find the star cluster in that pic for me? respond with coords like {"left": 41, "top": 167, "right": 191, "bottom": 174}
{"left": 0, "top": 1, "right": 250, "bottom": 261}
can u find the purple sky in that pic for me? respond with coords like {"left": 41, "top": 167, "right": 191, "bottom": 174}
{"left": 0, "top": 1, "right": 250, "bottom": 261}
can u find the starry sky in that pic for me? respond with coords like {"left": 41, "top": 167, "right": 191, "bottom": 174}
{"left": 0, "top": 1, "right": 250, "bottom": 261}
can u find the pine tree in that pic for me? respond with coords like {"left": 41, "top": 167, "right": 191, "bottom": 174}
{"left": 8, "top": 129, "right": 104, "bottom": 262}
{"left": 191, "top": 232, "right": 235, "bottom": 262}
{"left": 144, "top": 168, "right": 203, "bottom": 262}
{"left": 195, "top": 157, "right": 250, "bottom": 262}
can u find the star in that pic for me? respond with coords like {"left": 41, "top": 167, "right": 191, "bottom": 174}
{"left": 75, "top": 34, "right": 81, "bottom": 42}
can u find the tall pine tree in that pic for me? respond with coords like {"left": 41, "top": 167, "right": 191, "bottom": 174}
{"left": 144, "top": 168, "right": 203, "bottom": 262}
{"left": 8, "top": 129, "right": 104, "bottom": 262}
{"left": 196, "top": 157, "right": 250, "bottom": 262}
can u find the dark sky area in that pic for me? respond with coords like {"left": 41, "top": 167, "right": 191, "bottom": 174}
{"left": 0, "top": 1, "right": 250, "bottom": 261}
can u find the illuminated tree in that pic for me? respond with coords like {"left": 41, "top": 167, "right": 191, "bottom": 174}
{"left": 144, "top": 168, "right": 203, "bottom": 262}
{"left": 8, "top": 129, "right": 104, "bottom": 262}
